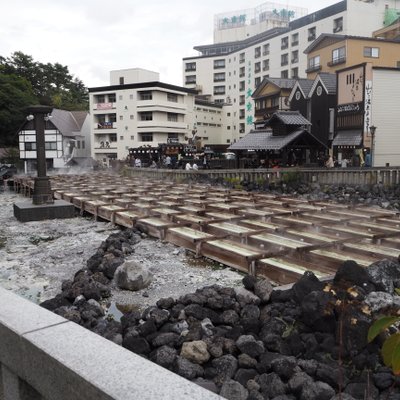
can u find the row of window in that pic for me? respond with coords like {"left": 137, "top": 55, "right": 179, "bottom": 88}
{"left": 308, "top": 46, "right": 380, "bottom": 70}
{"left": 96, "top": 112, "right": 182, "bottom": 123}
{"left": 23, "top": 142, "right": 61, "bottom": 151}
{"left": 95, "top": 91, "right": 179, "bottom": 104}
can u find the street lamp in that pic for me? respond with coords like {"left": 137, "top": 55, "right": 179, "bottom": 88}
{"left": 27, "top": 105, "right": 54, "bottom": 205}
{"left": 369, "top": 125, "right": 376, "bottom": 167}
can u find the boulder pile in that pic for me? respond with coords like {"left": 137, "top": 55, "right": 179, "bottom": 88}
{"left": 40, "top": 228, "right": 400, "bottom": 400}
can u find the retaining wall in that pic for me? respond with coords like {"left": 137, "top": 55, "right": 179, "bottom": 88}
{"left": 123, "top": 167, "right": 400, "bottom": 186}
{"left": 0, "top": 287, "right": 221, "bottom": 400}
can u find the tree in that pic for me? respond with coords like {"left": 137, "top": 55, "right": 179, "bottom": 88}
{"left": 0, "top": 70, "right": 37, "bottom": 146}
{"left": 0, "top": 51, "right": 89, "bottom": 145}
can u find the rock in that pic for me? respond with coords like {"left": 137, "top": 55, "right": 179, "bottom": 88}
{"left": 292, "top": 271, "right": 324, "bottom": 302}
{"left": 365, "top": 291, "right": 394, "bottom": 313}
{"left": 234, "top": 287, "right": 261, "bottom": 306}
{"left": 258, "top": 372, "right": 286, "bottom": 398}
{"left": 174, "top": 356, "right": 204, "bottom": 380}
{"left": 344, "top": 382, "right": 379, "bottom": 400}
{"left": 334, "top": 260, "right": 375, "bottom": 292}
{"left": 156, "top": 297, "right": 175, "bottom": 309}
{"left": 271, "top": 356, "right": 297, "bottom": 381}
{"left": 212, "top": 354, "right": 239, "bottom": 384}
{"left": 151, "top": 332, "right": 179, "bottom": 347}
{"left": 373, "top": 372, "right": 394, "bottom": 390}
{"left": 193, "top": 378, "right": 218, "bottom": 393}
{"left": 181, "top": 340, "right": 210, "bottom": 364}
{"left": 221, "top": 309, "right": 240, "bottom": 325}
{"left": 316, "top": 364, "right": 347, "bottom": 389}
{"left": 288, "top": 371, "right": 314, "bottom": 394}
{"left": 241, "top": 304, "right": 260, "bottom": 320}
{"left": 234, "top": 368, "right": 258, "bottom": 387}
{"left": 242, "top": 275, "right": 257, "bottom": 291}
{"left": 236, "top": 335, "right": 265, "bottom": 358}
{"left": 122, "top": 335, "right": 150, "bottom": 355}
{"left": 238, "top": 353, "right": 258, "bottom": 369}
{"left": 300, "top": 381, "right": 335, "bottom": 400}
{"left": 114, "top": 260, "right": 153, "bottom": 291}
{"left": 219, "top": 379, "right": 249, "bottom": 400}
{"left": 329, "top": 394, "right": 357, "bottom": 400}
{"left": 254, "top": 278, "right": 274, "bottom": 303}
{"left": 201, "top": 318, "right": 215, "bottom": 336}
{"left": 40, "top": 294, "right": 70, "bottom": 311}
{"left": 151, "top": 345, "right": 177, "bottom": 368}
{"left": 301, "top": 290, "right": 336, "bottom": 332}
{"left": 367, "top": 259, "right": 400, "bottom": 294}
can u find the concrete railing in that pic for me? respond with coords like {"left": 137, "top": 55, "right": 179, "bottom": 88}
{"left": 123, "top": 167, "right": 400, "bottom": 186}
{"left": 0, "top": 287, "right": 221, "bottom": 400}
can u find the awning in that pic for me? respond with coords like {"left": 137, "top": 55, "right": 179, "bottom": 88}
{"left": 332, "top": 130, "right": 362, "bottom": 147}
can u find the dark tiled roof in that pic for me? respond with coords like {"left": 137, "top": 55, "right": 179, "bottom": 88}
{"left": 297, "top": 79, "right": 314, "bottom": 97}
{"left": 332, "top": 130, "right": 362, "bottom": 146}
{"left": 269, "top": 111, "right": 311, "bottom": 126}
{"left": 228, "top": 129, "right": 304, "bottom": 151}
{"left": 267, "top": 78, "right": 298, "bottom": 89}
{"left": 318, "top": 73, "right": 337, "bottom": 94}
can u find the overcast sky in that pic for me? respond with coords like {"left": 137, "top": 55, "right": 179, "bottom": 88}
{"left": 1, "top": 0, "right": 339, "bottom": 88}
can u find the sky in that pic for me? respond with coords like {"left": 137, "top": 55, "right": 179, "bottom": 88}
{"left": 1, "top": 0, "right": 339, "bottom": 88}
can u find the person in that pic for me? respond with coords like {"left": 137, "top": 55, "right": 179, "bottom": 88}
{"left": 185, "top": 162, "right": 192, "bottom": 170}
{"left": 325, "top": 155, "right": 334, "bottom": 168}
{"left": 192, "top": 163, "right": 198, "bottom": 170}
{"left": 203, "top": 155, "right": 208, "bottom": 169}
{"left": 135, "top": 158, "right": 142, "bottom": 168}
{"left": 365, "top": 152, "right": 371, "bottom": 167}
{"left": 150, "top": 160, "right": 157, "bottom": 168}
{"left": 341, "top": 158, "right": 348, "bottom": 168}
{"left": 165, "top": 155, "right": 171, "bottom": 168}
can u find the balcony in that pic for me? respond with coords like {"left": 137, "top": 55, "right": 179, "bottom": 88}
{"left": 308, "top": 35, "right": 316, "bottom": 42}
{"left": 291, "top": 41, "right": 299, "bottom": 46}
{"left": 239, "top": 58, "right": 245, "bottom": 64}
{"left": 305, "top": 64, "right": 322, "bottom": 73}
{"left": 281, "top": 44, "right": 288, "bottom": 50}
{"left": 95, "top": 102, "right": 115, "bottom": 110}
{"left": 263, "top": 51, "right": 270, "bottom": 56}
{"left": 95, "top": 122, "right": 116, "bottom": 130}
{"left": 291, "top": 58, "right": 298, "bottom": 64}
{"left": 281, "top": 61, "right": 288, "bottom": 66}
{"left": 328, "top": 57, "right": 346, "bottom": 67}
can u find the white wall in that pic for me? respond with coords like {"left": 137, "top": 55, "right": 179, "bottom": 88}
{"left": 110, "top": 68, "right": 159, "bottom": 85}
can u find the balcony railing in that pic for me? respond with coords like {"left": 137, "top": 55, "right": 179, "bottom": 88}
{"left": 96, "top": 122, "right": 116, "bottom": 129}
{"left": 95, "top": 102, "right": 115, "bottom": 110}
{"left": 328, "top": 57, "right": 346, "bottom": 66}
{"left": 291, "top": 41, "right": 299, "bottom": 46}
{"left": 281, "top": 61, "right": 288, "bottom": 66}
{"left": 263, "top": 51, "right": 270, "bottom": 56}
{"left": 281, "top": 44, "right": 288, "bottom": 50}
{"left": 306, "top": 64, "right": 322, "bottom": 73}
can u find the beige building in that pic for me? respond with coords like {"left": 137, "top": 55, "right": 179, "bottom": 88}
{"left": 304, "top": 34, "right": 400, "bottom": 79}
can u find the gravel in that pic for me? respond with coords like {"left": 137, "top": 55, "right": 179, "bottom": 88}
{"left": 0, "top": 188, "right": 244, "bottom": 315}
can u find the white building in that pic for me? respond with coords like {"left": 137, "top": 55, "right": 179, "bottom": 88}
{"left": 89, "top": 68, "right": 199, "bottom": 165}
{"left": 183, "top": 0, "right": 400, "bottom": 140}
{"left": 18, "top": 109, "right": 91, "bottom": 173}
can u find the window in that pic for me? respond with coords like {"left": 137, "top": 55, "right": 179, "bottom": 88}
{"left": 96, "top": 95, "right": 105, "bottom": 103}
{"left": 263, "top": 59, "right": 269, "bottom": 71}
{"left": 82, "top": 141, "right": 85, "bottom": 149}
{"left": 333, "top": 17, "right": 343, "bottom": 33}
{"left": 109, "top": 134, "right": 117, "bottom": 142}
{"left": 291, "top": 50, "right": 299, "bottom": 63}
{"left": 239, "top": 95, "right": 245, "bottom": 105}
{"left": 255, "top": 47, "right": 261, "bottom": 58}
{"left": 239, "top": 123, "right": 245, "bottom": 133}
{"left": 139, "top": 91, "right": 152, "bottom": 100}
{"left": 281, "top": 53, "right": 288, "bottom": 66}
{"left": 214, "top": 72, "right": 225, "bottom": 82}
{"left": 281, "top": 70, "right": 289, "bottom": 78}
{"left": 239, "top": 81, "right": 245, "bottom": 91}
{"left": 129, "top": 94, "right": 133, "bottom": 100}
{"left": 364, "top": 47, "right": 379, "bottom": 58}
{"left": 281, "top": 37, "right": 288, "bottom": 50}
{"left": 254, "top": 62, "right": 261, "bottom": 73}
{"left": 108, "top": 94, "right": 116, "bottom": 103}
{"left": 214, "top": 99, "right": 224, "bottom": 104}
{"left": 140, "top": 133, "right": 153, "bottom": 142}
{"left": 140, "top": 112, "right": 152, "bottom": 121}
{"left": 227, "top": 126, "right": 231, "bottom": 130}
{"left": 167, "top": 113, "right": 178, "bottom": 122}
{"left": 186, "top": 75, "right": 196, "bottom": 84}
{"left": 167, "top": 133, "right": 179, "bottom": 143}
{"left": 271, "top": 97, "right": 279, "bottom": 107}
{"left": 331, "top": 47, "right": 346, "bottom": 65}
{"left": 119, "top": 136, "right": 123, "bottom": 141}
{"left": 130, "top": 115, "right": 134, "bottom": 120}
{"left": 109, "top": 114, "right": 117, "bottom": 123}
{"left": 214, "top": 59, "right": 225, "bottom": 69}
{"left": 213, "top": 86, "right": 225, "bottom": 95}
{"left": 239, "top": 109, "right": 245, "bottom": 119}
{"left": 239, "top": 52, "right": 245, "bottom": 63}
{"left": 291, "top": 33, "right": 299, "bottom": 46}
{"left": 263, "top": 44, "right": 270, "bottom": 55}
{"left": 167, "top": 93, "right": 178, "bottom": 102}
{"left": 25, "top": 142, "right": 36, "bottom": 151}
{"left": 308, "top": 27, "right": 316, "bottom": 41}
{"left": 291, "top": 67, "right": 299, "bottom": 79}
{"left": 239, "top": 66, "right": 245, "bottom": 77}
{"left": 119, "top": 95, "right": 123, "bottom": 100}
{"left": 130, "top": 135, "right": 135, "bottom": 140}
{"left": 119, "top": 77, "right": 124, "bottom": 85}
{"left": 119, "top": 115, "right": 123, "bottom": 120}
{"left": 255, "top": 77, "right": 261, "bottom": 87}
{"left": 308, "top": 55, "right": 321, "bottom": 71}
{"left": 185, "top": 62, "right": 196, "bottom": 71}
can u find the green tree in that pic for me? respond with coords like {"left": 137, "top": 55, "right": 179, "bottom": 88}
{"left": 0, "top": 70, "right": 37, "bottom": 145}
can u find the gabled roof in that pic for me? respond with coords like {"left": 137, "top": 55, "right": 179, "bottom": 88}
{"left": 50, "top": 109, "right": 89, "bottom": 137}
{"left": 253, "top": 77, "right": 298, "bottom": 98}
{"left": 288, "top": 79, "right": 314, "bottom": 102}
{"left": 309, "top": 73, "right": 337, "bottom": 97}
{"left": 268, "top": 110, "right": 311, "bottom": 126}
{"left": 303, "top": 33, "right": 345, "bottom": 54}
{"left": 228, "top": 128, "right": 327, "bottom": 151}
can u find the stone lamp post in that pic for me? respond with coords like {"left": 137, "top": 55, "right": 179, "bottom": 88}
{"left": 27, "top": 105, "right": 54, "bottom": 205}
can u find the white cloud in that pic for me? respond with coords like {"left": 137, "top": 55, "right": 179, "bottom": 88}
{"left": 1, "top": 0, "right": 339, "bottom": 88}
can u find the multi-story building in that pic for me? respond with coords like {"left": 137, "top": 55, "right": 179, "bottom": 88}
{"left": 304, "top": 34, "right": 400, "bottom": 78}
{"left": 88, "top": 69, "right": 198, "bottom": 165}
{"left": 183, "top": 0, "right": 400, "bottom": 139}
{"left": 18, "top": 109, "right": 90, "bottom": 173}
